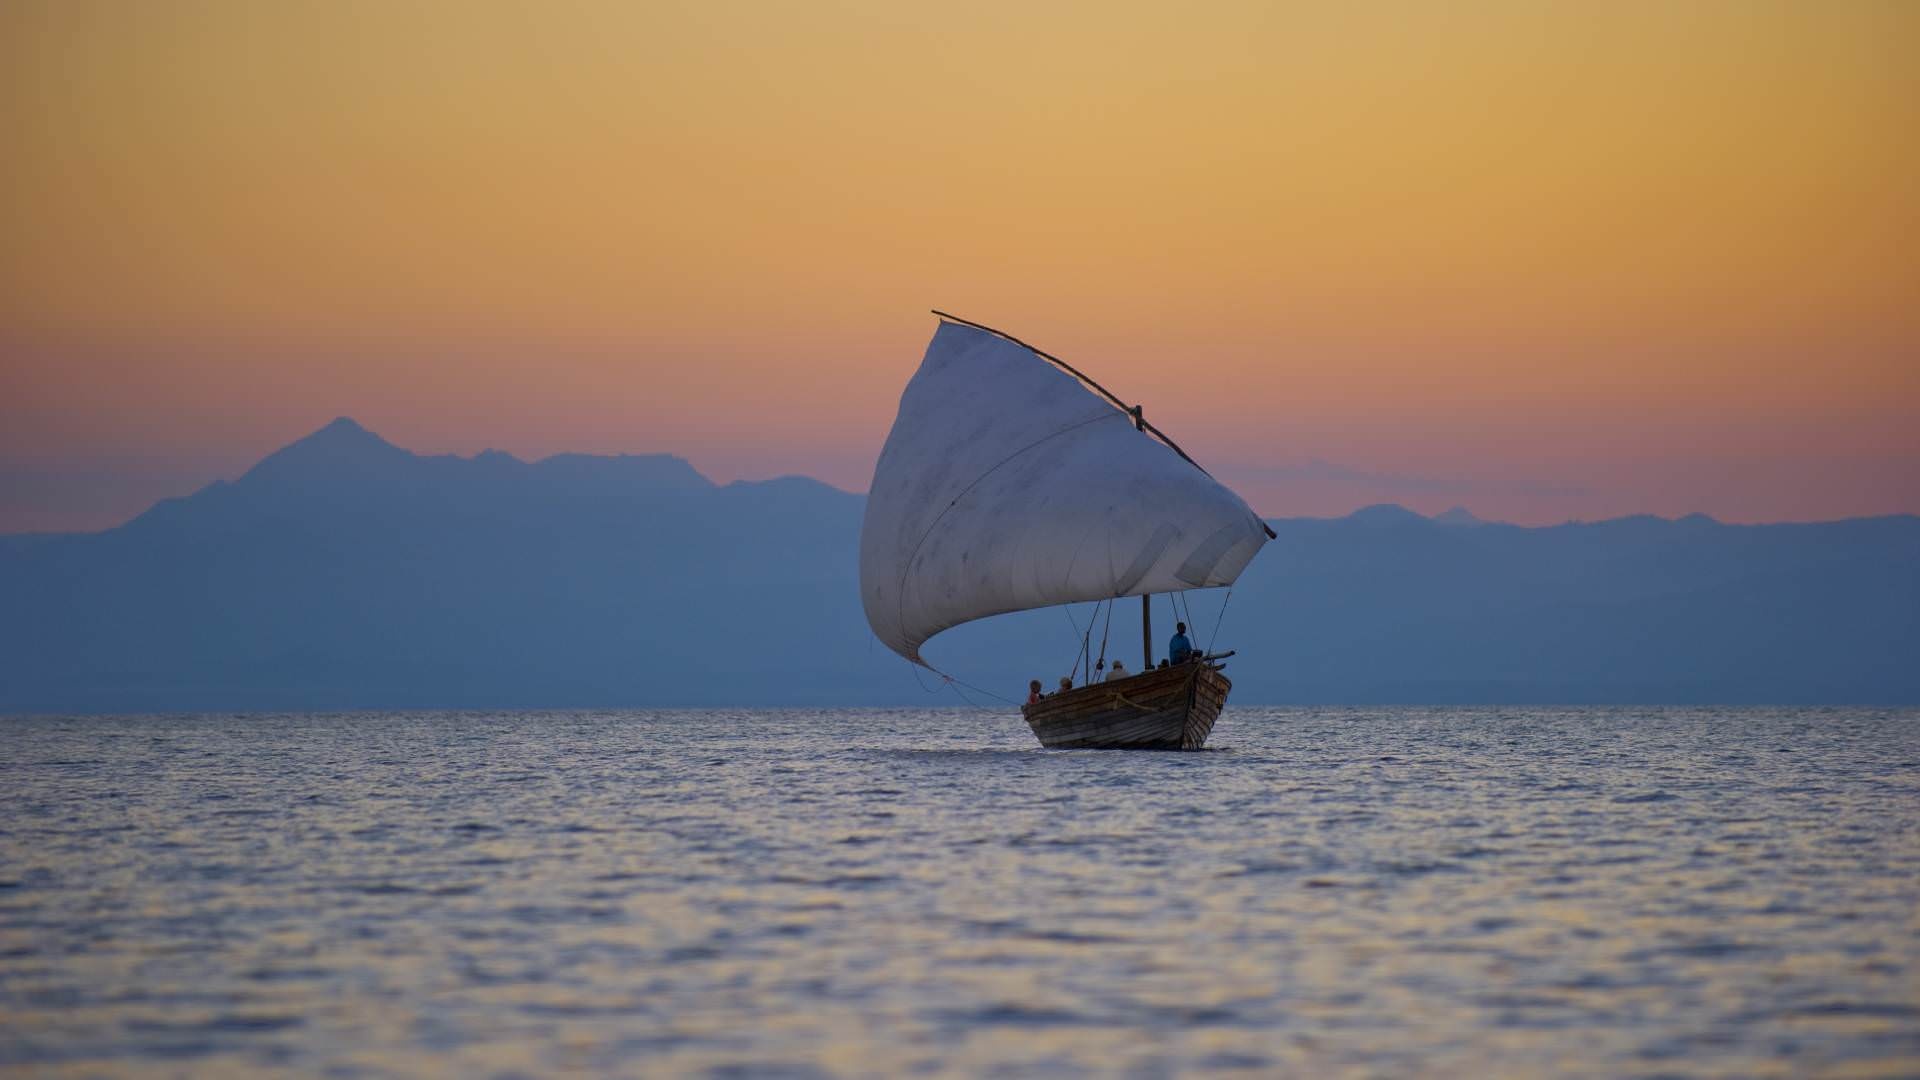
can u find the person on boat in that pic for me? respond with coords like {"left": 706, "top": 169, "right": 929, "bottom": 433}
{"left": 1027, "top": 679, "right": 1044, "bottom": 705}
{"left": 1169, "top": 622, "right": 1195, "bottom": 664}
{"left": 1105, "top": 659, "right": 1128, "bottom": 681}
{"left": 1057, "top": 675, "right": 1073, "bottom": 693}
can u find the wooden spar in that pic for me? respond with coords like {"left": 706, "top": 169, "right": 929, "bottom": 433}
{"left": 1135, "top": 402, "right": 1152, "bottom": 671}
{"left": 932, "top": 309, "right": 1205, "bottom": 474}
{"left": 931, "top": 309, "right": 1278, "bottom": 541}
{"left": 1142, "top": 594, "right": 1152, "bottom": 672}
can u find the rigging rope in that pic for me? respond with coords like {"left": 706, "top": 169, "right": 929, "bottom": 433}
{"left": 1091, "top": 602, "right": 1100, "bottom": 677}
{"left": 908, "top": 656, "right": 1022, "bottom": 707}
{"left": 906, "top": 655, "right": 1021, "bottom": 707}
{"left": 1206, "top": 587, "right": 1236, "bottom": 655}
{"left": 1096, "top": 596, "right": 1114, "bottom": 671}
{"left": 941, "top": 670, "right": 1020, "bottom": 706}
{"left": 1079, "top": 600, "right": 1097, "bottom": 684}
{"left": 1059, "top": 602, "right": 1087, "bottom": 683}
{"left": 942, "top": 676, "right": 984, "bottom": 708}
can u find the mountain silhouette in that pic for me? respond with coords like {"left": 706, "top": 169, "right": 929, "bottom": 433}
{"left": 2, "top": 419, "right": 1915, "bottom": 712}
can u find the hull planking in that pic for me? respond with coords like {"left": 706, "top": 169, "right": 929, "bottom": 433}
{"left": 1020, "top": 662, "right": 1231, "bottom": 750}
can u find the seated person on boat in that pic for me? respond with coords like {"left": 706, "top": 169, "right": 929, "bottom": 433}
{"left": 1105, "top": 659, "right": 1129, "bottom": 681}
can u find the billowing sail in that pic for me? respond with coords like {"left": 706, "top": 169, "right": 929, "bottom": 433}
{"left": 861, "top": 319, "right": 1271, "bottom": 664}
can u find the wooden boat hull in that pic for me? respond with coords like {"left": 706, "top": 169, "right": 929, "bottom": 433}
{"left": 1020, "top": 663, "right": 1230, "bottom": 750}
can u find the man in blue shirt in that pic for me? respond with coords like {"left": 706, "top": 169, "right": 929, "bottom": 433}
{"left": 1168, "top": 622, "right": 1195, "bottom": 664}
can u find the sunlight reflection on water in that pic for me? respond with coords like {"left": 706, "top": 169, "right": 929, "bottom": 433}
{"left": 2, "top": 707, "right": 1917, "bottom": 1076}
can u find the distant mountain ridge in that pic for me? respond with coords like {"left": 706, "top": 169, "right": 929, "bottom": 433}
{"left": 2, "top": 419, "right": 1915, "bottom": 712}
{"left": 232, "top": 416, "right": 715, "bottom": 499}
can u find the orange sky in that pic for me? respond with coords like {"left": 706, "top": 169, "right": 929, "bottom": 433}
{"left": 3, "top": 0, "right": 1917, "bottom": 531}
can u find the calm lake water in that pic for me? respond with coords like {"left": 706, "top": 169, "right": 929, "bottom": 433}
{"left": 2, "top": 707, "right": 1916, "bottom": 1077}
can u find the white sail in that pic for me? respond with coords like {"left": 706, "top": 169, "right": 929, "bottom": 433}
{"left": 860, "top": 319, "right": 1271, "bottom": 664}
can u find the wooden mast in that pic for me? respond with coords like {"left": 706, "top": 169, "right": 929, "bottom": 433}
{"left": 1134, "top": 404, "right": 1152, "bottom": 671}
{"left": 1142, "top": 595, "right": 1152, "bottom": 671}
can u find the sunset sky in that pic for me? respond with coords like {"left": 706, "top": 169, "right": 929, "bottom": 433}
{"left": 4, "top": 0, "right": 1916, "bottom": 531}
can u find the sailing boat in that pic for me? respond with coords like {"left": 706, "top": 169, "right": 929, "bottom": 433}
{"left": 860, "top": 313, "right": 1275, "bottom": 750}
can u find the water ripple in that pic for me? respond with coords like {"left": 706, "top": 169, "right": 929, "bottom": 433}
{"left": 1, "top": 706, "right": 1916, "bottom": 1075}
